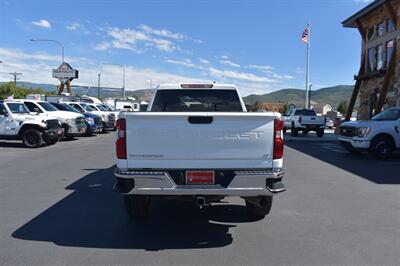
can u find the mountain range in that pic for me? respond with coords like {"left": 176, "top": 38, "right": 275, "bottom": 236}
{"left": 243, "top": 85, "right": 354, "bottom": 108}
{"left": 4, "top": 82, "right": 354, "bottom": 108}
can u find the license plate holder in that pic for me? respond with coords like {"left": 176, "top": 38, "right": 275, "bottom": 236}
{"left": 185, "top": 171, "right": 215, "bottom": 185}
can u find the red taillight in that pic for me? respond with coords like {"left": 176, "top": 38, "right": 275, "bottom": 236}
{"left": 181, "top": 84, "right": 213, "bottom": 89}
{"left": 273, "top": 118, "right": 284, "bottom": 159}
{"left": 116, "top": 118, "right": 127, "bottom": 159}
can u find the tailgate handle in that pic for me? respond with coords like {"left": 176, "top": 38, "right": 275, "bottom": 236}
{"left": 188, "top": 116, "right": 213, "bottom": 124}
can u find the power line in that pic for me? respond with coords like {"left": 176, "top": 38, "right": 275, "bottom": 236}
{"left": 9, "top": 72, "right": 22, "bottom": 87}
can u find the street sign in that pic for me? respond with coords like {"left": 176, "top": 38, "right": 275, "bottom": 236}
{"left": 52, "top": 62, "right": 78, "bottom": 84}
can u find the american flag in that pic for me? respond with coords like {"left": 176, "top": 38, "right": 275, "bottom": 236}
{"left": 302, "top": 26, "right": 310, "bottom": 44}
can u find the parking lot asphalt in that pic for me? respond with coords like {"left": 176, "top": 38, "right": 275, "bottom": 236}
{"left": 1, "top": 133, "right": 400, "bottom": 266}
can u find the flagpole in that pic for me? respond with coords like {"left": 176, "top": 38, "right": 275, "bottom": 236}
{"left": 305, "top": 24, "right": 310, "bottom": 109}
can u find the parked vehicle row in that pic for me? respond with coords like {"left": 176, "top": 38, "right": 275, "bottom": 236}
{"left": 0, "top": 99, "right": 118, "bottom": 148}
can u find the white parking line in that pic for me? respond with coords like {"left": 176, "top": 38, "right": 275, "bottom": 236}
{"left": 322, "top": 143, "right": 349, "bottom": 154}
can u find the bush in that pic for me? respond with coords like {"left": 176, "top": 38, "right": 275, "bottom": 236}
{"left": 0, "top": 83, "right": 49, "bottom": 99}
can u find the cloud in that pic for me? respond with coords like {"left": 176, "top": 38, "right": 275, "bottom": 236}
{"left": 66, "top": 22, "right": 81, "bottom": 31}
{"left": 31, "top": 19, "right": 51, "bottom": 29}
{"left": 94, "top": 24, "right": 202, "bottom": 54}
{"left": 219, "top": 59, "right": 240, "bottom": 68}
{"left": 94, "top": 42, "right": 111, "bottom": 51}
{"left": 199, "top": 58, "right": 210, "bottom": 64}
{"left": 164, "top": 58, "right": 199, "bottom": 69}
{"left": 208, "top": 67, "right": 276, "bottom": 83}
{"left": 247, "top": 64, "right": 274, "bottom": 72}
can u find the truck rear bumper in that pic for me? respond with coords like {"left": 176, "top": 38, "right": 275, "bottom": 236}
{"left": 114, "top": 168, "right": 285, "bottom": 196}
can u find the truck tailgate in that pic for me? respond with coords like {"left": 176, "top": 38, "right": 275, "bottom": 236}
{"left": 301, "top": 116, "right": 325, "bottom": 125}
{"left": 124, "top": 112, "right": 276, "bottom": 169}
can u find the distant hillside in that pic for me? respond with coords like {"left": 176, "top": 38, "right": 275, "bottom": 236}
{"left": 0, "top": 82, "right": 155, "bottom": 101}
{"left": 243, "top": 85, "right": 354, "bottom": 109}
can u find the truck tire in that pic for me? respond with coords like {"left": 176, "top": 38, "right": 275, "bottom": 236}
{"left": 44, "top": 138, "right": 59, "bottom": 146}
{"left": 302, "top": 129, "right": 309, "bottom": 135}
{"left": 245, "top": 196, "right": 273, "bottom": 219}
{"left": 316, "top": 129, "right": 324, "bottom": 138}
{"left": 22, "top": 129, "right": 43, "bottom": 148}
{"left": 369, "top": 136, "right": 394, "bottom": 160}
{"left": 124, "top": 195, "right": 150, "bottom": 218}
{"left": 291, "top": 124, "right": 298, "bottom": 137}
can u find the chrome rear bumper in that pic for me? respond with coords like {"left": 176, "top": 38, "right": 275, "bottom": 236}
{"left": 114, "top": 168, "right": 285, "bottom": 196}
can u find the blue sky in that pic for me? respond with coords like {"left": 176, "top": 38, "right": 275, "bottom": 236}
{"left": 0, "top": 0, "right": 372, "bottom": 96}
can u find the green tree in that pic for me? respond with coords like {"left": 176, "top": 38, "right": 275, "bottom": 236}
{"left": 337, "top": 100, "right": 348, "bottom": 115}
{"left": 0, "top": 82, "right": 49, "bottom": 99}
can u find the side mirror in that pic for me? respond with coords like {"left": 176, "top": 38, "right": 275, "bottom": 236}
{"left": 0, "top": 109, "right": 8, "bottom": 117}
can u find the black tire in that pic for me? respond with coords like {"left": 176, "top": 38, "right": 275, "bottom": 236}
{"left": 316, "top": 129, "right": 324, "bottom": 138}
{"left": 302, "top": 129, "right": 309, "bottom": 135}
{"left": 283, "top": 128, "right": 287, "bottom": 134}
{"left": 291, "top": 124, "right": 298, "bottom": 137}
{"left": 44, "top": 138, "right": 58, "bottom": 145}
{"left": 22, "top": 129, "right": 44, "bottom": 148}
{"left": 369, "top": 136, "right": 394, "bottom": 160}
{"left": 245, "top": 196, "right": 273, "bottom": 219}
{"left": 124, "top": 195, "right": 150, "bottom": 218}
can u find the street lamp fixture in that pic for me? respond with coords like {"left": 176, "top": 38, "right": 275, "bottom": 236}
{"left": 102, "top": 63, "right": 126, "bottom": 100}
{"left": 30, "top": 39, "right": 64, "bottom": 63}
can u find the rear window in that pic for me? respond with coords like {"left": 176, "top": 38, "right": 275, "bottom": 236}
{"left": 151, "top": 89, "right": 243, "bottom": 112}
{"left": 295, "top": 109, "right": 316, "bottom": 116}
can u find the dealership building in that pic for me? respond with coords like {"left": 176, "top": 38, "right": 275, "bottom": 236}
{"left": 342, "top": 0, "right": 399, "bottom": 120}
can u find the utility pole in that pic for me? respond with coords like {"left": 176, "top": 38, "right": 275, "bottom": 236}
{"left": 308, "top": 84, "right": 312, "bottom": 108}
{"left": 98, "top": 74, "right": 101, "bottom": 98}
{"left": 9, "top": 72, "right": 22, "bottom": 87}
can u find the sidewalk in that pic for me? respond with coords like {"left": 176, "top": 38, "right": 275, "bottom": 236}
{"left": 284, "top": 129, "right": 339, "bottom": 143}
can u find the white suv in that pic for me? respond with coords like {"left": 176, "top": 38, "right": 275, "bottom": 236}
{"left": 339, "top": 107, "right": 400, "bottom": 159}
{"left": 14, "top": 99, "right": 87, "bottom": 138}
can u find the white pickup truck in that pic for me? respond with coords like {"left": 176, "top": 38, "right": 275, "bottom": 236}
{"left": 114, "top": 84, "right": 285, "bottom": 219}
{"left": 339, "top": 107, "right": 400, "bottom": 160}
{"left": 283, "top": 108, "right": 326, "bottom": 137}
{"left": 0, "top": 100, "right": 64, "bottom": 147}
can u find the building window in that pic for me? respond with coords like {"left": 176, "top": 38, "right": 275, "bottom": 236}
{"left": 367, "top": 47, "right": 376, "bottom": 73}
{"left": 387, "top": 19, "right": 395, "bottom": 32}
{"left": 377, "top": 44, "right": 384, "bottom": 70}
{"left": 376, "top": 22, "right": 384, "bottom": 36}
{"left": 367, "top": 27, "right": 374, "bottom": 41}
{"left": 386, "top": 40, "right": 394, "bottom": 66}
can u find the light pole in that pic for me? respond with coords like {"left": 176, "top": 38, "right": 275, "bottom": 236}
{"left": 30, "top": 39, "right": 64, "bottom": 63}
{"left": 308, "top": 84, "right": 312, "bottom": 109}
{"left": 98, "top": 74, "right": 101, "bottom": 98}
{"left": 103, "top": 63, "right": 126, "bottom": 99}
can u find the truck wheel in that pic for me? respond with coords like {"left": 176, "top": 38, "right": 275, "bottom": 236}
{"left": 245, "top": 196, "right": 273, "bottom": 219}
{"left": 302, "top": 129, "right": 309, "bottom": 135}
{"left": 370, "top": 136, "right": 393, "bottom": 160}
{"left": 124, "top": 195, "right": 150, "bottom": 218}
{"left": 316, "top": 129, "right": 324, "bottom": 138}
{"left": 291, "top": 125, "right": 298, "bottom": 137}
{"left": 44, "top": 138, "right": 58, "bottom": 146}
{"left": 22, "top": 129, "right": 43, "bottom": 148}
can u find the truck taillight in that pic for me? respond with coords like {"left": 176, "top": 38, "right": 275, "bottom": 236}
{"left": 116, "top": 118, "right": 127, "bottom": 159}
{"left": 273, "top": 118, "right": 284, "bottom": 159}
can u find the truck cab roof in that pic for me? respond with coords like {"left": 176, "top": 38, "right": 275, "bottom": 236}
{"left": 157, "top": 83, "right": 238, "bottom": 90}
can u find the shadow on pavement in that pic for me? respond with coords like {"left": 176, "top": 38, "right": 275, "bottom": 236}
{"left": 286, "top": 141, "right": 400, "bottom": 184}
{"left": 11, "top": 166, "right": 253, "bottom": 250}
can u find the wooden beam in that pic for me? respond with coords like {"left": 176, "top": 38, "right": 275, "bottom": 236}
{"left": 384, "top": 0, "right": 398, "bottom": 27}
{"left": 374, "top": 41, "right": 397, "bottom": 114}
{"left": 345, "top": 53, "right": 366, "bottom": 121}
{"left": 356, "top": 19, "right": 366, "bottom": 43}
